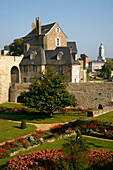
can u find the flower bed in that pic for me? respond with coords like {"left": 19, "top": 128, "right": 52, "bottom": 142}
{"left": 76, "top": 119, "right": 113, "bottom": 139}
{"left": 1, "top": 118, "right": 113, "bottom": 160}
{"left": 50, "top": 119, "right": 113, "bottom": 140}
{"left": 4, "top": 149, "right": 64, "bottom": 170}
{"left": 86, "top": 149, "right": 113, "bottom": 169}
{"left": 3, "top": 149, "right": 113, "bottom": 169}
{"left": 0, "top": 106, "right": 96, "bottom": 116}
{"left": 0, "top": 106, "right": 29, "bottom": 114}
{"left": 58, "top": 107, "right": 96, "bottom": 115}
{"left": 0, "top": 130, "right": 59, "bottom": 159}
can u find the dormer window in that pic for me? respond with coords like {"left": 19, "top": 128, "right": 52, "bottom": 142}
{"left": 56, "top": 27, "right": 60, "bottom": 33}
{"left": 57, "top": 51, "right": 63, "bottom": 60}
{"left": 56, "top": 38, "right": 60, "bottom": 46}
{"left": 30, "top": 51, "right": 37, "bottom": 60}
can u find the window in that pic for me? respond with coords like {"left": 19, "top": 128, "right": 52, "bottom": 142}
{"left": 56, "top": 38, "right": 60, "bottom": 46}
{"left": 29, "top": 78, "right": 34, "bottom": 83}
{"left": 23, "top": 65, "right": 28, "bottom": 73}
{"left": 57, "top": 51, "right": 63, "bottom": 60}
{"left": 47, "top": 67, "right": 49, "bottom": 73}
{"left": 33, "top": 65, "right": 37, "bottom": 73}
{"left": 23, "top": 77, "right": 26, "bottom": 83}
{"left": 58, "top": 65, "right": 63, "bottom": 75}
{"left": 30, "top": 51, "right": 37, "bottom": 60}
{"left": 44, "top": 28, "right": 49, "bottom": 32}
{"left": 56, "top": 27, "right": 60, "bottom": 32}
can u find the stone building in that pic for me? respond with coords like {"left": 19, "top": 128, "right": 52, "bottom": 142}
{"left": 0, "top": 17, "right": 88, "bottom": 103}
{"left": 21, "top": 17, "right": 88, "bottom": 84}
{"left": 88, "top": 42, "right": 105, "bottom": 73}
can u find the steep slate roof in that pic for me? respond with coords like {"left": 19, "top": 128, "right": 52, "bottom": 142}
{"left": 67, "top": 42, "right": 77, "bottom": 52}
{"left": 45, "top": 47, "right": 79, "bottom": 65}
{"left": 20, "top": 46, "right": 46, "bottom": 65}
{"left": 23, "top": 23, "right": 56, "bottom": 38}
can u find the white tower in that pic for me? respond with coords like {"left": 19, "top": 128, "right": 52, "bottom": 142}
{"left": 97, "top": 42, "right": 106, "bottom": 61}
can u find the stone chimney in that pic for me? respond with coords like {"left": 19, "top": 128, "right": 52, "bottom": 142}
{"left": 36, "top": 17, "right": 41, "bottom": 36}
{"left": 24, "top": 43, "right": 30, "bottom": 52}
{"left": 80, "top": 54, "right": 88, "bottom": 69}
{"left": 31, "top": 23, "right": 36, "bottom": 31}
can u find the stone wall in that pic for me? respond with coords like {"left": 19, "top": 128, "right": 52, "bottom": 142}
{"left": 20, "top": 65, "right": 42, "bottom": 83}
{"left": 10, "top": 83, "right": 29, "bottom": 102}
{"left": 67, "top": 82, "right": 113, "bottom": 108}
{"left": 92, "top": 106, "right": 113, "bottom": 117}
{"left": 9, "top": 82, "right": 113, "bottom": 109}
{"left": 44, "top": 23, "right": 67, "bottom": 50}
{"left": 0, "top": 55, "right": 23, "bottom": 103}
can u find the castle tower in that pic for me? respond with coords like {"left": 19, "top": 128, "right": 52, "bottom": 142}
{"left": 97, "top": 42, "right": 106, "bottom": 61}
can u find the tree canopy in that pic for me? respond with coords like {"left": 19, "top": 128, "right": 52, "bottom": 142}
{"left": 9, "top": 38, "right": 23, "bottom": 56}
{"left": 21, "top": 70, "right": 76, "bottom": 116}
{"left": 100, "top": 59, "right": 113, "bottom": 78}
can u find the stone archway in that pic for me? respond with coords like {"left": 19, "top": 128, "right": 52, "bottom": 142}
{"left": 11, "top": 66, "right": 19, "bottom": 83}
{"left": 17, "top": 96, "right": 24, "bottom": 103}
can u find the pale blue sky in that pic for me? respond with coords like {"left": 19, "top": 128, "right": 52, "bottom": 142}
{"left": 0, "top": 0, "right": 113, "bottom": 60}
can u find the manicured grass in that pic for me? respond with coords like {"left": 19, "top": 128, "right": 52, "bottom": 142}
{"left": 0, "top": 119, "right": 37, "bottom": 143}
{"left": 0, "top": 135, "right": 113, "bottom": 169}
{"left": 0, "top": 112, "right": 86, "bottom": 124}
{"left": 0, "top": 103, "right": 24, "bottom": 108}
{"left": 94, "top": 111, "right": 113, "bottom": 122}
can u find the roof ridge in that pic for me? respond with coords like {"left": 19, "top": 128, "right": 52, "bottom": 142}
{"left": 41, "top": 22, "right": 56, "bottom": 27}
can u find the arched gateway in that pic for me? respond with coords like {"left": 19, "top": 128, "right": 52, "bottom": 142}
{"left": 11, "top": 66, "right": 19, "bottom": 83}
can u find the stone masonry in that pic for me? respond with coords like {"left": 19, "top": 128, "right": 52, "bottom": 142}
{"left": 0, "top": 55, "right": 23, "bottom": 103}
{"left": 8, "top": 81, "right": 113, "bottom": 109}
{"left": 67, "top": 82, "right": 113, "bottom": 108}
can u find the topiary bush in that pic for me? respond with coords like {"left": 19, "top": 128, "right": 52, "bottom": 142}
{"left": 21, "top": 120, "right": 26, "bottom": 129}
{"left": 98, "top": 104, "right": 103, "bottom": 110}
{"left": 87, "top": 110, "right": 93, "bottom": 117}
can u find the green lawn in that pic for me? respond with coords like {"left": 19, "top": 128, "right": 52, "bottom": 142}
{"left": 0, "top": 112, "right": 86, "bottom": 124}
{"left": 0, "top": 103, "right": 86, "bottom": 123}
{"left": 0, "top": 135, "right": 113, "bottom": 169}
{"left": 0, "top": 119, "right": 36, "bottom": 143}
{"left": 0, "top": 103, "right": 24, "bottom": 108}
{"left": 94, "top": 111, "right": 113, "bottom": 122}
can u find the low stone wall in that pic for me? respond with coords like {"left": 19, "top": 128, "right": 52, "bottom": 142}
{"left": 93, "top": 106, "right": 113, "bottom": 117}
{"left": 67, "top": 82, "right": 113, "bottom": 108}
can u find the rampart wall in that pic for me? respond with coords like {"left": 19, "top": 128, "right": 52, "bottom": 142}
{"left": 9, "top": 82, "right": 113, "bottom": 109}
{"left": 67, "top": 82, "right": 113, "bottom": 108}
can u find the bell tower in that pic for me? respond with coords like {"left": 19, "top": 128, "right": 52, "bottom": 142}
{"left": 97, "top": 42, "right": 106, "bottom": 61}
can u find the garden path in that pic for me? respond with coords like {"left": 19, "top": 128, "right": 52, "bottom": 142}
{"left": 0, "top": 118, "right": 66, "bottom": 145}
{"left": 0, "top": 118, "right": 113, "bottom": 146}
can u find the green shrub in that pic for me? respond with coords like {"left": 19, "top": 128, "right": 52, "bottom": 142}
{"left": 21, "top": 120, "right": 26, "bottom": 129}
{"left": 87, "top": 110, "right": 93, "bottom": 117}
{"left": 62, "top": 136, "right": 89, "bottom": 170}
{"left": 76, "top": 129, "right": 82, "bottom": 140}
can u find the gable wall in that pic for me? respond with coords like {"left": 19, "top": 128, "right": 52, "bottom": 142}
{"left": 44, "top": 23, "right": 67, "bottom": 50}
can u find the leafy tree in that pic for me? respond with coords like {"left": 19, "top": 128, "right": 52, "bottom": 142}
{"left": 9, "top": 38, "right": 23, "bottom": 56}
{"left": 100, "top": 59, "right": 113, "bottom": 78}
{"left": 21, "top": 70, "right": 76, "bottom": 117}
